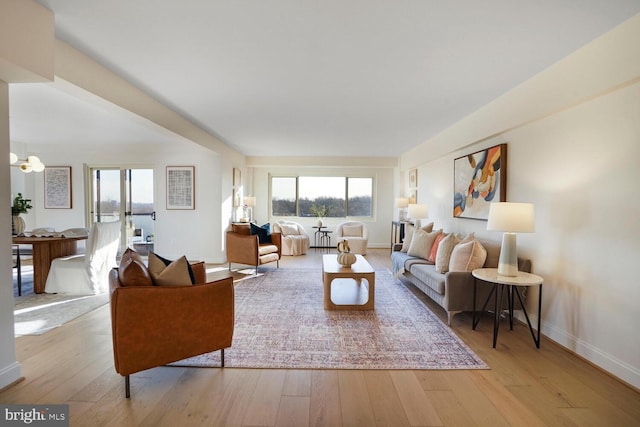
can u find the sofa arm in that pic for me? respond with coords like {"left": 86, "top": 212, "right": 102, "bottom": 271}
{"left": 110, "top": 276, "right": 234, "bottom": 376}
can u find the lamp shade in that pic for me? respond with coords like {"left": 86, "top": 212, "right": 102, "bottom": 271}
{"left": 243, "top": 196, "right": 256, "bottom": 207}
{"left": 487, "top": 202, "right": 535, "bottom": 233}
{"left": 407, "top": 204, "right": 428, "bottom": 220}
{"left": 395, "top": 197, "right": 409, "bottom": 208}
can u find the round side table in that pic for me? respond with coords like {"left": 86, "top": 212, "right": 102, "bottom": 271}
{"left": 472, "top": 268, "right": 543, "bottom": 349}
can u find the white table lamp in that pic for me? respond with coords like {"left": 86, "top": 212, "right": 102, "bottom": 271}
{"left": 395, "top": 197, "right": 409, "bottom": 221}
{"left": 408, "top": 204, "right": 428, "bottom": 225}
{"left": 487, "top": 202, "right": 535, "bottom": 277}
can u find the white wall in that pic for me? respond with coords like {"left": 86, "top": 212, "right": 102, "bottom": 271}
{"left": 17, "top": 140, "right": 230, "bottom": 263}
{"left": 249, "top": 158, "right": 397, "bottom": 249}
{"left": 0, "top": 0, "right": 55, "bottom": 390}
{"left": 402, "top": 16, "right": 640, "bottom": 388}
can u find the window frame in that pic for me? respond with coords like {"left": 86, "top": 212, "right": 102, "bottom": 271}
{"left": 269, "top": 175, "right": 374, "bottom": 220}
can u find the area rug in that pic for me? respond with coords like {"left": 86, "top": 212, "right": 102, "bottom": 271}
{"left": 172, "top": 268, "right": 488, "bottom": 370}
{"left": 13, "top": 268, "right": 109, "bottom": 336}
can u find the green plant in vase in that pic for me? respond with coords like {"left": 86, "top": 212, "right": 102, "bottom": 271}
{"left": 310, "top": 204, "right": 331, "bottom": 227}
{"left": 12, "top": 193, "right": 32, "bottom": 235}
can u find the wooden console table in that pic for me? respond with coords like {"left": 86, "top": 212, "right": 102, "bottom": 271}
{"left": 12, "top": 235, "right": 88, "bottom": 294}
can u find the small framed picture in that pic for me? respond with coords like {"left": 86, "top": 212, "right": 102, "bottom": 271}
{"left": 409, "top": 168, "right": 418, "bottom": 189}
{"left": 44, "top": 166, "right": 72, "bottom": 209}
{"left": 166, "top": 166, "right": 195, "bottom": 210}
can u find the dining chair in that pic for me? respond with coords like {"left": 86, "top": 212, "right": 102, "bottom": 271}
{"left": 44, "top": 221, "right": 121, "bottom": 295}
{"left": 12, "top": 244, "right": 22, "bottom": 296}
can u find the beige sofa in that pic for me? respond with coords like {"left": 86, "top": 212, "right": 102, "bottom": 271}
{"left": 392, "top": 238, "right": 530, "bottom": 325}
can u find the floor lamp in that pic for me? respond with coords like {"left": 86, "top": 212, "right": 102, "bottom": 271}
{"left": 487, "top": 202, "right": 535, "bottom": 277}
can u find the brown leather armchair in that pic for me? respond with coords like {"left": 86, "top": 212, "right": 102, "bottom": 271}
{"left": 109, "top": 262, "right": 234, "bottom": 398}
{"left": 226, "top": 223, "right": 282, "bottom": 274}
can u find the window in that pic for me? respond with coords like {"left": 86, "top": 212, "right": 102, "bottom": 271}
{"left": 271, "top": 177, "right": 297, "bottom": 216}
{"left": 271, "top": 176, "right": 373, "bottom": 218}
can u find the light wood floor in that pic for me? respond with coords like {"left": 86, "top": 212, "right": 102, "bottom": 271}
{"left": 2, "top": 249, "right": 639, "bottom": 426}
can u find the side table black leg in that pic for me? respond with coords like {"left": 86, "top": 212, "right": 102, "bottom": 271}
{"left": 514, "top": 286, "right": 541, "bottom": 349}
{"left": 508, "top": 285, "right": 514, "bottom": 330}
{"left": 473, "top": 279, "right": 477, "bottom": 330}
{"left": 493, "top": 284, "right": 503, "bottom": 348}
{"left": 537, "top": 284, "right": 542, "bottom": 348}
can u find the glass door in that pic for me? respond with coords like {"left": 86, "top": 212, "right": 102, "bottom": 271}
{"left": 89, "top": 167, "right": 155, "bottom": 254}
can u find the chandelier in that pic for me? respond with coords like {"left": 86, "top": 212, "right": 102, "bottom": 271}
{"left": 9, "top": 152, "right": 45, "bottom": 173}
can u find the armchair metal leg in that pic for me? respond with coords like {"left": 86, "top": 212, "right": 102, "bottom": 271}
{"left": 221, "top": 348, "right": 225, "bottom": 367}
{"left": 229, "top": 262, "right": 232, "bottom": 271}
{"left": 125, "top": 375, "right": 131, "bottom": 398}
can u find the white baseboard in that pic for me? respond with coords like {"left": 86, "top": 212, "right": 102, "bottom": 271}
{"left": 542, "top": 318, "right": 640, "bottom": 390}
{"left": 0, "top": 361, "right": 23, "bottom": 390}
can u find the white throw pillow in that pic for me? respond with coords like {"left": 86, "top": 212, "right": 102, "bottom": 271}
{"left": 401, "top": 222, "right": 434, "bottom": 253}
{"left": 448, "top": 238, "right": 487, "bottom": 272}
{"left": 407, "top": 228, "right": 442, "bottom": 259}
{"left": 435, "top": 233, "right": 462, "bottom": 273}
{"left": 280, "top": 224, "right": 299, "bottom": 236}
{"left": 342, "top": 225, "right": 362, "bottom": 237}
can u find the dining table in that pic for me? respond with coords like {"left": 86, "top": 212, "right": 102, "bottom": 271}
{"left": 11, "top": 235, "right": 88, "bottom": 294}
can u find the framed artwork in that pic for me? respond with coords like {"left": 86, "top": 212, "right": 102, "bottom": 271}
{"left": 166, "top": 166, "right": 195, "bottom": 209}
{"left": 408, "top": 168, "right": 418, "bottom": 189}
{"left": 453, "top": 143, "right": 507, "bottom": 220}
{"left": 44, "top": 166, "right": 72, "bottom": 209}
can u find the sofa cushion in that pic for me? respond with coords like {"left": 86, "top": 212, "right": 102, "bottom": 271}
{"left": 118, "top": 258, "right": 153, "bottom": 287}
{"left": 258, "top": 244, "right": 279, "bottom": 256}
{"left": 407, "top": 228, "right": 442, "bottom": 259}
{"left": 401, "top": 222, "right": 434, "bottom": 252}
{"left": 435, "top": 233, "right": 462, "bottom": 273}
{"left": 409, "top": 263, "right": 446, "bottom": 295}
{"left": 251, "top": 223, "right": 272, "bottom": 244}
{"left": 449, "top": 238, "right": 487, "bottom": 272}
{"left": 148, "top": 252, "right": 194, "bottom": 286}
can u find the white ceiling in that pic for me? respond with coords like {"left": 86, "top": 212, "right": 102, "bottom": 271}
{"left": 9, "top": 1, "right": 640, "bottom": 157}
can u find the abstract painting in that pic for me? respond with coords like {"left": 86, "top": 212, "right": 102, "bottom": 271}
{"left": 453, "top": 144, "right": 506, "bottom": 220}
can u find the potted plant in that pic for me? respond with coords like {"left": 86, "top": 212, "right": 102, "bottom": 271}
{"left": 11, "top": 193, "right": 32, "bottom": 235}
{"left": 310, "top": 204, "right": 331, "bottom": 227}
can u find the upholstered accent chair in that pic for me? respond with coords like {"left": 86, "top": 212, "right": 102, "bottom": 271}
{"left": 109, "top": 261, "right": 234, "bottom": 398}
{"left": 335, "top": 221, "right": 369, "bottom": 255}
{"left": 226, "top": 223, "right": 282, "bottom": 274}
{"left": 272, "top": 221, "right": 310, "bottom": 256}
